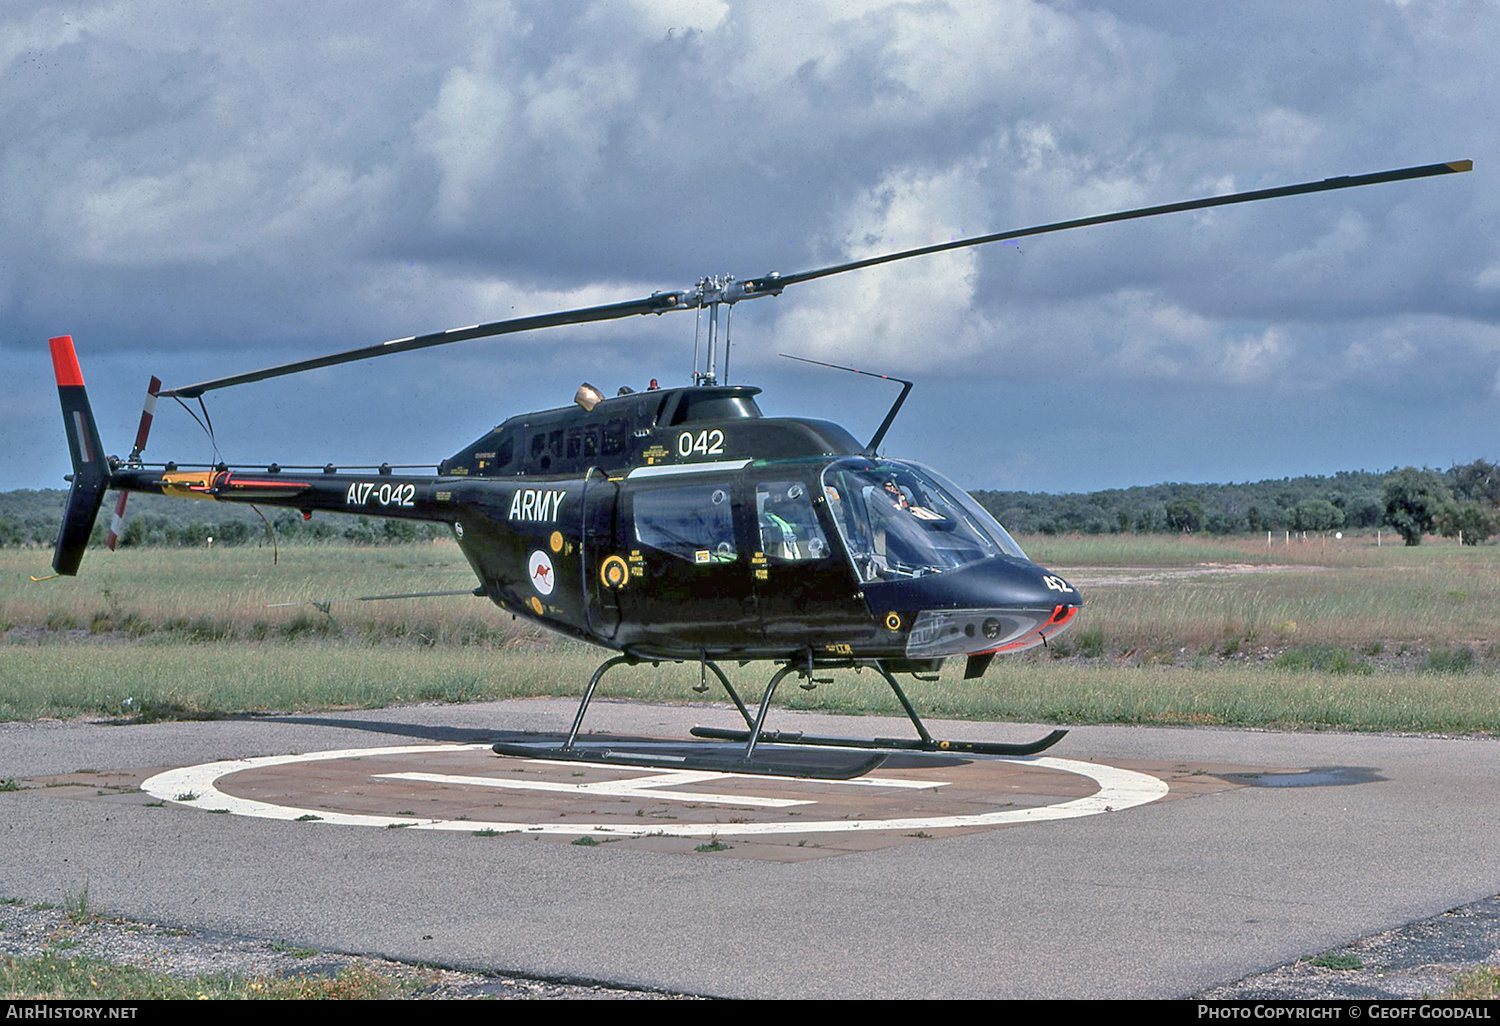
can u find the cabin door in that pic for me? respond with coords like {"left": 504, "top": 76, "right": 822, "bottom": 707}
{"left": 748, "top": 471, "right": 870, "bottom": 650}
{"left": 613, "top": 474, "right": 761, "bottom": 650}
{"left": 581, "top": 470, "right": 623, "bottom": 640}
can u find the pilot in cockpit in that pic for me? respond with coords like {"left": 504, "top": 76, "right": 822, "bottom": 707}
{"left": 882, "top": 477, "right": 943, "bottom": 522}
{"left": 882, "top": 478, "right": 910, "bottom": 509}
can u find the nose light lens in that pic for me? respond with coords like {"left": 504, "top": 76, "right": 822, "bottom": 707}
{"left": 905, "top": 607, "right": 1077, "bottom": 659}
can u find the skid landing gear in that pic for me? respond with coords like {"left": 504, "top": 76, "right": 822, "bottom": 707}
{"left": 490, "top": 655, "right": 1066, "bottom": 779}
{"left": 689, "top": 661, "right": 1067, "bottom": 757}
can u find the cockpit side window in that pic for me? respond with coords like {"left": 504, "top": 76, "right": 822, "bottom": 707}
{"left": 755, "top": 480, "right": 829, "bottom": 562}
{"left": 632, "top": 484, "right": 738, "bottom": 564}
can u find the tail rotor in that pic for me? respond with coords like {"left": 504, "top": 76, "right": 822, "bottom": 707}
{"left": 105, "top": 375, "right": 161, "bottom": 551}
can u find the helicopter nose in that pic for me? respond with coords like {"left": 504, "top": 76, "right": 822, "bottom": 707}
{"left": 979, "top": 560, "right": 1081, "bottom": 611}
{"left": 951, "top": 560, "right": 1081, "bottom": 612}
{"left": 897, "top": 561, "right": 1081, "bottom": 660}
{"left": 1031, "top": 567, "right": 1080, "bottom": 608}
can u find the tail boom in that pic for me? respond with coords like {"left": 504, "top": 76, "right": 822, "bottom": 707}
{"left": 108, "top": 465, "right": 462, "bottom": 525}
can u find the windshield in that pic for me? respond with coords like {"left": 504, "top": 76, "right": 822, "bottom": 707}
{"left": 820, "top": 458, "right": 1027, "bottom": 583}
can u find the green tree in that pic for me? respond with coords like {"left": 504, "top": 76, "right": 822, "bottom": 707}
{"left": 1383, "top": 468, "right": 1450, "bottom": 546}
{"left": 1165, "top": 498, "right": 1204, "bottom": 533}
{"left": 1345, "top": 497, "right": 1384, "bottom": 529}
{"left": 1450, "top": 459, "right": 1500, "bottom": 505}
{"left": 1435, "top": 500, "right": 1499, "bottom": 545}
{"left": 216, "top": 520, "right": 253, "bottom": 546}
{"left": 1293, "top": 499, "right": 1344, "bottom": 532}
{"left": 381, "top": 519, "right": 420, "bottom": 543}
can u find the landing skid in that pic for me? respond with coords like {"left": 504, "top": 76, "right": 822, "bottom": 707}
{"left": 490, "top": 653, "right": 1066, "bottom": 780}
{"left": 687, "top": 726, "right": 1068, "bottom": 758}
{"left": 489, "top": 734, "right": 887, "bottom": 780}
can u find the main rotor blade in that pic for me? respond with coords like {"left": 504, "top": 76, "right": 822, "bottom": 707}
{"left": 740, "top": 159, "right": 1472, "bottom": 296}
{"left": 161, "top": 291, "right": 689, "bottom": 398}
{"left": 159, "top": 158, "right": 1469, "bottom": 397}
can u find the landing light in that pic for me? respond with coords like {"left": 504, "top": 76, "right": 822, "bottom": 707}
{"left": 906, "top": 607, "right": 1070, "bottom": 658}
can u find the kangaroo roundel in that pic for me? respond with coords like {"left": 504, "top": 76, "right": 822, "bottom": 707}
{"left": 528, "top": 550, "right": 555, "bottom": 596}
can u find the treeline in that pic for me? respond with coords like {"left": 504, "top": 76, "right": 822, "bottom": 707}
{"left": 971, "top": 459, "right": 1500, "bottom": 544}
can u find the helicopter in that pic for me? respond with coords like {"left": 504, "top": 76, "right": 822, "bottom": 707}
{"left": 45, "top": 158, "right": 1471, "bottom": 778}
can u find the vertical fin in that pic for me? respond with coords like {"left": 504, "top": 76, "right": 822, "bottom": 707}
{"left": 49, "top": 336, "right": 111, "bottom": 575}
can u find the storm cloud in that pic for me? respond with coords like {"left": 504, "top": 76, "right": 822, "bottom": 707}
{"left": 4, "top": 0, "right": 1496, "bottom": 493}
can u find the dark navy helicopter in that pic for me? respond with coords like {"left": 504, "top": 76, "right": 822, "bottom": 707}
{"left": 45, "top": 159, "right": 1470, "bottom": 777}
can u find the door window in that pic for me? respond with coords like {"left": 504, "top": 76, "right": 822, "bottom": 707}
{"left": 755, "top": 480, "right": 829, "bottom": 561}
{"left": 632, "top": 484, "right": 738, "bottom": 563}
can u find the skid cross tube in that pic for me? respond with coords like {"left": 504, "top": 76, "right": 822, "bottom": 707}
{"left": 563, "top": 655, "right": 636, "bottom": 750}
{"left": 743, "top": 664, "right": 798, "bottom": 762}
{"left": 564, "top": 654, "right": 752, "bottom": 751}
{"left": 879, "top": 666, "right": 937, "bottom": 747}
{"left": 705, "top": 661, "right": 756, "bottom": 729}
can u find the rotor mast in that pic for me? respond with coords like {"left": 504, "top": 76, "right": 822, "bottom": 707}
{"left": 692, "top": 275, "right": 760, "bottom": 386}
{"left": 689, "top": 270, "right": 787, "bottom": 385}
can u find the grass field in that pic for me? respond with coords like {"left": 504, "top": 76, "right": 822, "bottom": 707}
{"left": 2, "top": 534, "right": 1496, "bottom": 733}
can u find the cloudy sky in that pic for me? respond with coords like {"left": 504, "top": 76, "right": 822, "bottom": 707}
{"left": 4, "top": 0, "right": 1497, "bottom": 498}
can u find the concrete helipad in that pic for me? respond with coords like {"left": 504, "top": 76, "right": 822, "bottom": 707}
{"left": 133, "top": 741, "right": 1178, "bottom": 859}
{"left": 4, "top": 698, "right": 1500, "bottom": 999}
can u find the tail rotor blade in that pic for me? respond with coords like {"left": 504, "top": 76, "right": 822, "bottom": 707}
{"left": 130, "top": 376, "right": 161, "bottom": 458}
{"left": 105, "top": 491, "right": 129, "bottom": 552}
{"left": 107, "top": 375, "right": 162, "bottom": 551}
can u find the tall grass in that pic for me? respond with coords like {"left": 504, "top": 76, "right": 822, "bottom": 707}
{"left": 1023, "top": 533, "right": 1500, "bottom": 653}
{"left": 6, "top": 640, "right": 1499, "bottom": 735}
{"left": 4, "top": 539, "right": 1497, "bottom": 732}
{"left": 0, "top": 642, "right": 776, "bottom": 722}
{"left": 1022, "top": 530, "right": 1500, "bottom": 569}
{"left": 1, "top": 543, "right": 518, "bottom": 647}
{"left": 1068, "top": 567, "right": 1500, "bottom": 653}
{"left": 1, "top": 950, "right": 428, "bottom": 1000}
{"left": 9, "top": 540, "right": 1497, "bottom": 651}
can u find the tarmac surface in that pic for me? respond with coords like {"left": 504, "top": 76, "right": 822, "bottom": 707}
{"left": 4, "top": 698, "right": 1500, "bottom": 999}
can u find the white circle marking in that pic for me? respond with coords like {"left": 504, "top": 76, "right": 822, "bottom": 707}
{"left": 141, "top": 744, "right": 1169, "bottom": 837}
{"left": 527, "top": 550, "right": 555, "bottom": 595}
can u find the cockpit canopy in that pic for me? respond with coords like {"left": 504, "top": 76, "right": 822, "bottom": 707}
{"left": 820, "top": 458, "right": 1028, "bottom": 583}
